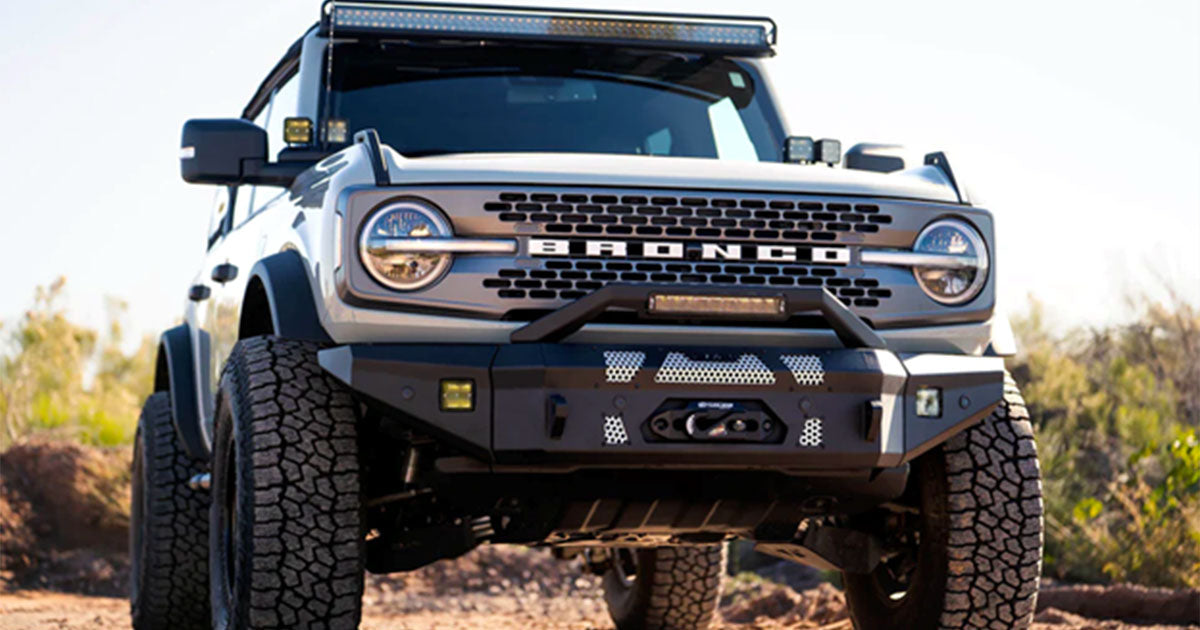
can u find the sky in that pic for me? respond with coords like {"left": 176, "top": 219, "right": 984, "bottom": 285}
{"left": 0, "top": 0, "right": 1197, "bottom": 344}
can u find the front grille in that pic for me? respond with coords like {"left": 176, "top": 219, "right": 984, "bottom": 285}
{"left": 479, "top": 189, "right": 899, "bottom": 309}
{"left": 483, "top": 191, "right": 893, "bottom": 242}
{"left": 343, "top": 184, "right": 993, "bottom": 328}
{"left": 483, "top": 259, "right": 893, "bottom": 308}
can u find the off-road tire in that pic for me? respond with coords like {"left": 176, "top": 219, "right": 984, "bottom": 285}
{"left": 603, "top": 545, "right": 726, "bottom": 630}
{"left": 210, "top": 336, "right": 364, "bottom": 630}
{"left": 843, "top": 374, "right": 1044, "bottom": 629}
{"left": 130, "top": 392, "right": 211, "bottom": 630}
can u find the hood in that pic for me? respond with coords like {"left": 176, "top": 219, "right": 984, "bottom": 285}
{"left": 380, "top": 149, "right": 961, "bottom": 204}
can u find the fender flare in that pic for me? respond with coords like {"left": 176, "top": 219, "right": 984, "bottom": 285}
{"left": 155, "top": 324, "right": 210, "bottom": 461}
{"left": 247, "top": 249, "right": 332, "bottom": 343}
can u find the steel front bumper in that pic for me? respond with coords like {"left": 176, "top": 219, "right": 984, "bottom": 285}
{"left": 319, "top": 286, "right": 1002, "bottom": 472}
{"left": 317, "top": 342, "right": 1003, "bottom": 472}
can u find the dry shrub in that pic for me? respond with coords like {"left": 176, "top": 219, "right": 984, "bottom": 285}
{"left": 1011, "top": 294, "right": 1200, "bottom": 588}
{"left": 0, "top": 441, "right": 131, "bottom": 553}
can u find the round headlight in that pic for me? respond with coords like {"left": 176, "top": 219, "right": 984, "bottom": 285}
{"left": 359, "top": 200, "right": 453, "bottom": 291}
{"left": 912, "top": 219, "right": 988, "bottom": 305}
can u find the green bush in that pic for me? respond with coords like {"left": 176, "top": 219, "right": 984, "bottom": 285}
{"left": 1010, "top": 298, "right": 1200, "bottom": 588}
{"left": 0, "top": 279, "right": 154, "bottom": 448}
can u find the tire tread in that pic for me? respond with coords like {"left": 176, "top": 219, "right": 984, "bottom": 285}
{"left": 131, "top": 392, "right": 210, "bottom": 630}
{"left": 938, "top": 375, "right": 1043, "bottom": 629}
{"left": 216, "top": 336, "right": 363, "bottom": 630}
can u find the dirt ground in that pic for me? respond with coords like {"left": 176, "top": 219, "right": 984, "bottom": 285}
{"left": 2, "top": 589, "right": 1198, "bottom": 630}
{"left": 3, "top": 442, "right": 1198, "bottom": 630}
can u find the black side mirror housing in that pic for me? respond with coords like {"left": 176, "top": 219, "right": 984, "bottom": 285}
{"left": 180, "top": 119, "right": 266, "bottom": 184}
{"left": 180, "top": 119, "right": 308, "bottom": 187}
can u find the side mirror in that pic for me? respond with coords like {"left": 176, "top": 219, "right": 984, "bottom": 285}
{"left": 180, "top": 119, "right": 267, "bottom": 185}
{"left": 180, "top": 119, "right": 307, "bottom": 187}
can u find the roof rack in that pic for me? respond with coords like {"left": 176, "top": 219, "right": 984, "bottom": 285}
{"left": 318, "top": 1, "right": 776, "bottom": 56}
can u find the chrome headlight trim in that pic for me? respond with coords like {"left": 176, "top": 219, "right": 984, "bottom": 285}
{"left": 860, "top": 218, "right": 988, "bottom": 306}
{"left": 858, "top": 250, "right": 979, "bottom": 270}
{"left": 358, "top": 199, "right": 454, "bottom": 291}
{"left": 375, "top": 238, "right": 517, "bottom": 254}
{"left": 909, "top": 218, "right": 988, "bottom": 305}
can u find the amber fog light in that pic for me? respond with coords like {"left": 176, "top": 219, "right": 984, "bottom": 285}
{"left": 440, "top": 379, "right": 475, "bottom": 412}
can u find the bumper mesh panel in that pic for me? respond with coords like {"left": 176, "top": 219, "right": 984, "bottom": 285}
{"left": 797, "top": 417, "right": 823, "bottom": 448}
{"left": 603, "top": 351, "right": 646, "bottom": 383}
{"left": 602, "top": 414, "right": 630, "bottom": 446}
{"left": 780, "top": 354, "right": 825, "bottom": 387}
{"left": 654, "top": 353, "right": 775, "bottom": 386}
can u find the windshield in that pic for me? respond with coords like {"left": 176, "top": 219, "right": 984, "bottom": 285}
{"left": 324, "top": 43, "right": 785, "bottom": 161}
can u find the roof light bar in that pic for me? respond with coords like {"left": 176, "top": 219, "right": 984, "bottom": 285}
{"left": 321, "top": 1, "right": 776, "bottom": 56}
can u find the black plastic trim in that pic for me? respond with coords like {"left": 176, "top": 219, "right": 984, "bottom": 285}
{"left": 248, "top": 250, "right": 333, "bottom": 343}
{"left": 242, "top": 30, "right": 309, "bottom": 121}
{"left": 510, "top": 285, "right": 886, "bottom": 349}
{"left": 924, "top": 152, "right": 963, "bottom": 204}
{"left": 157, "top": 325, "right": 210, "bottom": 460}
{"left": 354, "top": 129, "right": 390, "bottom": 185}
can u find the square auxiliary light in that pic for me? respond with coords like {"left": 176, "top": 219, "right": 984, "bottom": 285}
{"left": 283, "top": 117, "right": 314, "bottom": 145}
{"left": 915, "top": 386, "right": 942, "bottom": 418}
{"left": 648, "top": 293, "right": 785, "bottom": 318}
{"left": 440, "top": 379, "right": 475, "bottom": 412}
{"left": 325, "top": 118, "right": 349, "bottom": 144}
{"left": 815, "top": 138, "right": 841, "bottom": 166}
{"left": 784, "top": 136, "right": 814, "bottom": 163}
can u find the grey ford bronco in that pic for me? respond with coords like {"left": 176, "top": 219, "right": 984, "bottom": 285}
{"left": 130, "top": 2, "right": 1044, "bottom": 629}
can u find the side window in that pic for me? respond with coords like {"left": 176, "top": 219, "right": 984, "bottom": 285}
{"left": 264, "top": 74, "right": 299, "bottom": 161}
{"left": 231, "top": 105, "right": 272, "bottom": 228}
{"left": 206, "top": 187, "right": 231, "bottom": 249}
{"left": 230, "top": 73, "right": 300, "bottom": 225}
{"left": 230, "top": 185, "right": 253, "bottom": 229}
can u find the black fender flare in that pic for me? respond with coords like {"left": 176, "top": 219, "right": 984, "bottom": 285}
{"left": 155, "top": 324, "right": 210, "bottom": 461}
{"left": 246, "top": 250, "right": 332, "bottom": 343}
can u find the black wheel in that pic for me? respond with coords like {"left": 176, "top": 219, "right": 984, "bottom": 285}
{"left": 843, "top": 375, "right": 1044, "bottom": 629}
{"left": 210, "top": 336, "right": 364, "bottom": 630}
{"left": 602, "top": 545, "right": 726, "bottom": 630}
{"left": 130, "top": 392, "right": 211, "bottom": 630}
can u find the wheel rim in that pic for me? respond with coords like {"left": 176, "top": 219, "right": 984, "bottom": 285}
{"left": 612, "top": 548, "right": 639, "bottom": 587}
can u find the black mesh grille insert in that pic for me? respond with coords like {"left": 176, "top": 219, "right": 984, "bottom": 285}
{"left": 482, "top": 260, "right": 892, "bottom": 308}
{"left": 483, "top": 192, "right": 892, "bottom": 242}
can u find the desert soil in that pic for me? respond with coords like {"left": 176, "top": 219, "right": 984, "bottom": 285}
{"left": 1, "top": 588, "right": 1197, "bottom": 630}
{"left": 3, "top": 442, "right": 1198, "bottom": 630}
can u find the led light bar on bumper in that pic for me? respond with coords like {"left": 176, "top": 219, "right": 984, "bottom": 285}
{"left": 321, "top": 1, "right": 776, "bottom": 56}
{"left": 648, "top": 293, "right": 785, "bottom": 318}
